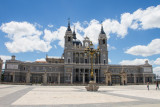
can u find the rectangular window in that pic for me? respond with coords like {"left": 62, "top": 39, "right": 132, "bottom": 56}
{"left": 104, "top": 60, "right": 106, "bottom": 64}
{"left": 68, "top": 37, "right": 71, "bottom": 41}
{"left": 68, "top": 59, "right": 71, "bottom": 63}
{"left": 103, "top": 39, "right": 105, "bottom": 44}
{"left": 85, "top": 59, "right": 87, "bottom": 63}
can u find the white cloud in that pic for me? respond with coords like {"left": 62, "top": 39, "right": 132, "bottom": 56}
{"left": 47, "top": 56, "right": 61, "bottom": 58}
{"left": 43, "top": 26, "right": 66, "bottom": 48}
{"left": 1, "top": 5, "right": 160, "bottom": 52}
{"left": 0, "top": 55, "right": 11, "bottom": 69}
{"left": 44, "top": 22, "right": 84, "bottom": 48}
{"left": 153, "top": 67, "right": 160, "bottom": 75}
{"left": 48, "top": 24, "right": 53, "bottom": 28}
{"left": 34, "top": 23, "right": 43, "bottom": 28}
{"left": 120, "top": 58, "right": 149, "bottom": 65}
{"left": 132, "top": 5, "right": 160, "bottom": 29}
{"left": 125, "top": 39, "right": 160, "bottom": 57}
{"left": 154, "top": 58, "right": 160, "bottom": 65}
{"left": 103, "top": 5, "right": 160, "bottom": 38}
{"left": 83, "top": 19, "right": 101, "bottom": 44}
{"left": 36, "top": 58, "right": 46, "bottom": 61}
{"left": 0, "top": 21, "right": 52, "bottom": 53}
{"left": 0, "top": 55, "right": 11, "bottom": 62}
{"left": 108, "top": 59, "right": 111, "bottom": 63}
{"left": 108, "top": 44, "right": 116, "bottom": 51}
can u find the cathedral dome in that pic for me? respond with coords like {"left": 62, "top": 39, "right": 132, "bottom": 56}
{"left": 73, "top": 39, "right": 82, "bottom": 46}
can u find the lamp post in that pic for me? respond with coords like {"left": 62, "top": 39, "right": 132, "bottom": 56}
{"left": 85, "top": 41, "right": 100, "bottom": 91}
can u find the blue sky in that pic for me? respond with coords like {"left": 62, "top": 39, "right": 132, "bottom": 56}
{"left": 0, "top": 0, "right": 160, "bottom": 75}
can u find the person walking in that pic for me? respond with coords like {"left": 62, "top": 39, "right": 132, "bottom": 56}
{"left": 156, "top": 81, "right": 159, "bottom": 90}
{"left": 147, "top": 82, "right": 149, "bottom": 90}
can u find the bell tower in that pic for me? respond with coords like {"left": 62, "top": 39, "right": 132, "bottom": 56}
{"left": 64, "top": 19, "right": 73, "bottom": 64}
{"left": 98, "top": 24, "right": 108, "bottom": 64}
{"left": 64, "top": 18, "right": 73, "bottom": 49}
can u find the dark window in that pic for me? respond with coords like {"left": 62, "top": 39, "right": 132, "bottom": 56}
{"left": 68, "top": 59, "right": 70, "bottom": 63}
{"left": 68, "top": 37, "right": 71, "bottom": 41}
{"left": 104, "top": 60, "right": 106, "bottom": 64}
{"left": 103, "top": 39, "right": 105, "bottom": 44}
{"left": 85, "top": 59, "right": 87, "bottom": 63}
{"left": 24, "top": 67, "right": 25, "bottom": 70}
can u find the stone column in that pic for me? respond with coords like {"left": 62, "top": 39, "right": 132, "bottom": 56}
{"left": 79, "top": 68, "right": 80, "bottom": 81}
{"left": 13, "top": 72, "right": 15, "bottom": 83}
{"left": 134, "top": 75, "right": 136, "bottom": 84}
{"left": 83, "top": 72, "right": 85, "bottom": 84}
{"left": 98, "top": 69, "right": 100, "bottom": 83}
{"left": 43, "top": 72, "right": 47, "bottom": 85}
{"left": 94, "top": 74, "right": 96, "bottom": 83}
{"left": 89, "top": 69, "right": 90, "bottom": 81}
{"left": 70, "top": 73, "right": 73, "bottom": 84}
{"left": 0, "top": 71, "right": 1, "bottom": 82}
{"left": 121, "top": 75, "right": 124, "bottom": 85}
{"left": 26, "top": 71, "right": 31, "bottom": 84}
{"left": 58, "top": 73, "right": 60, "bottom": 84}
{"left": 143, "top": 75, "right": 145, "bottom": 84}
{"left": 125, "top": 75, "right": 127, "bottom": 85}
{"left": 152, "top": 76, "right": 154, "bottom": 84}
{"left": 79, "top": 53, "right": 80, "bottom": 64}
{"left": 98, "top": 54, "right": 99, "bottom": 64}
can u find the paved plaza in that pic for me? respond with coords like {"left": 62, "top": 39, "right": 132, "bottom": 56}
{"left": 0, "top": 84, "right": 160, "bottom": 107}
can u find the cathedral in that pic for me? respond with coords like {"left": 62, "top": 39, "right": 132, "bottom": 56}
{"left": 2, "top": 20, "right": 155, "bottom": 85}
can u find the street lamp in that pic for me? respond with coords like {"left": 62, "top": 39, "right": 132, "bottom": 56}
{"left": 85, "top": 41, "right": 100, "bottom": 91}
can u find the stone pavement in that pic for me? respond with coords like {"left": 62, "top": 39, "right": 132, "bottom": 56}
{"left": 0, "top": 84, "right": 160, "bottom": 107}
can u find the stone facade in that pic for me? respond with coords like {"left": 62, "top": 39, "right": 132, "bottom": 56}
{"left": 3, "top": 21, "right": 155, "bottom": 85}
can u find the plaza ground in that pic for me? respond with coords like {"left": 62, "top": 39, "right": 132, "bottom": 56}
{"left": 0, "top": 84, "right": 160, "bottom": 107}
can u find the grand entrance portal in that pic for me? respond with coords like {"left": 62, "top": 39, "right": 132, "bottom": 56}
{"left": 111, "top": 75, "right": 121, "bottom": 84}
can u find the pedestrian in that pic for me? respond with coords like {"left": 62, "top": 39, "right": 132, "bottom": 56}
{"left": 156, "top": 81, "right": 157, "bottom": 90}
{"left": 147, "top": 82, "right": 149, "bottom": 90}
{"left": 157, "top": 82, "right": 159, "bottom": 90}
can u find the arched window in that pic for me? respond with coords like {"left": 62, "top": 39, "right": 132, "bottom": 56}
{"left": 103, "top": 39, "right": 105, "bottom": 44}
{"left": 68, "top": 37, "right": 71, "bottom": 41}
{"left": 68, "top": 59, "right": 71, "bottom": 63}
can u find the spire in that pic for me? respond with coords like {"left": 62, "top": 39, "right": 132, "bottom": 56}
{"left": 73, "top": 26, "right": 77, "bottom": 39}
{"left": 100, "top": 22, "right": 105, "bottom": 34}
{"left": 67, "top": 18, "right": 71, "bottom": 31}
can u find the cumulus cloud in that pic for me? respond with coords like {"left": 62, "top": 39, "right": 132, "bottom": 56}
{"left": 36, "top": 58, "right": 46, "bottom": 61}
{"left": 108, "top": 44, "right": 116, "bottom": 51}
{"left": 43, "top": 26, "right": 66, "bottom": 48}
{"left": 0, "top": 55, "right": 11, "bottom": 69}
{"left": 1, "top": 5, "right": 160, "bottom": 53}
{"left": 154, "top": 58, "right": 160, "bottom": 65}
{"left": 125, "top": 39, "right": 160, "bottom": 57}
{"left": 0, "top": 21, "right": 52, "bottom": 53}
{"left": 48, "top": 24, "right": 53, "bottom": 28}
{"left": 153, "top": 67, "right": 160, "bottom": 75}
{"left": 119, "top": 58, "right": 149, "bottom": 65}
{"left": 43, "top": 5, "right": 160, "bottom": 47}
{"left": 0, "top": 55, "right": 11, "bottom": 62}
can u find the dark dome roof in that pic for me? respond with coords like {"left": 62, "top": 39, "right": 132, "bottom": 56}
{"left": 73, "top": 39, "right": 82, "bottom": 46}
